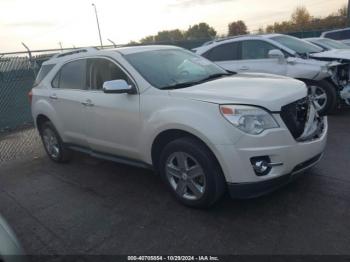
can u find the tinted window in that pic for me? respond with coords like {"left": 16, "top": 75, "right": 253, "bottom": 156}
{"left": 33, "top": 64, "right": 55, "bottom": 86}
{"left": 241, "top": 40, "right": 277, "bottom": 59}
{"left": 203, "top": 42, "right": 240, "bottom": 61}
{"left": 88, "top": 59, "right": 130, "bottom": 90}
{"left": 324, "top": 30, "right": 350, "bottom": 40}
{"left": 59, "top": 59, "right": 86, "bottom": 90}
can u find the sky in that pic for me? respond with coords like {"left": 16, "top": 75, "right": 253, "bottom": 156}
{"left": 0, "top": 0, "right": 347, "bottom": 53}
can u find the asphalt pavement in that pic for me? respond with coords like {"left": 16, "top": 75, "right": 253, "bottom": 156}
{"left": 0, "top": 109, "right": 349, "bottom": 257}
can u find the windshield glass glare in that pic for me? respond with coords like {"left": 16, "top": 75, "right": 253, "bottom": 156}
{"left": 316, "top": 38, "right": 350, "bottom": 49}
{"left": 272, "top": 35, "right": 324, "bottom": 54}
{"left": 124, "top": 49, "right": 227, "bottom": 89}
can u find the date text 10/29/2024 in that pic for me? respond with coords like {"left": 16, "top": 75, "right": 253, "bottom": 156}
{"left": 127, "top": 256, "right": 219, "bottom": 261}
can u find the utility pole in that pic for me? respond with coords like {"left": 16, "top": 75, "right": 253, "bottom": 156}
{"left": 92, "top": 3, "right": 103, "bottom": 47}
{"left": 348, "top": 0, "right": 350, "bottom": 26}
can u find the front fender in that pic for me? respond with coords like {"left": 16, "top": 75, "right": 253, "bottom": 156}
{"left": 138, "top": 98, "right": 243, "bottom": 164}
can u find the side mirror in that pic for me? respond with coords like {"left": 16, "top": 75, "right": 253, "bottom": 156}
{"left": 103, "top": 80, "right": 135, "bottom": 94}
{"left": 268, "top": 49, "right": 285, "bottom": 63}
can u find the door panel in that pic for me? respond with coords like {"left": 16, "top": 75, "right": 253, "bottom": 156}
{"left": 85, "top": 92, "right": 140, "bottom": 158}
{"left": 49, "top": 59, "right": 88, "bottom": 146}
{"left": 48, "top": 89, "right": 88, "bottom": 145}
{"left": 84, "top": 58, "right": 141, "bottom": 159}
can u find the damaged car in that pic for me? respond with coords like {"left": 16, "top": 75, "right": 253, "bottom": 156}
{"left": 195, "top": 34, "right": 350, "bottom": 114}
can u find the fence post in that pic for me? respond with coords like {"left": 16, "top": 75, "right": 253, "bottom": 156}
{"left": 21, "top": 42, "right": 38, "bottom": 77}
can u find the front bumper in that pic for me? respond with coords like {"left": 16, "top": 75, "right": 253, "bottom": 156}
{"left": 227, "top": 153, "right": 322, "bottom": 199}
{"left": 212, "top": 115, "right": 327, "bottom": 185}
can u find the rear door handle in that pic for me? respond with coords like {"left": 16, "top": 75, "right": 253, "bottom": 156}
{"left": 49, "top": 94, "right": 58, "bottom": 100}
{"left": 81, "top": 99, "right": 94, "bottom": 107}
{"left": 239, "top": 66, "right": 250, "bottom": 71}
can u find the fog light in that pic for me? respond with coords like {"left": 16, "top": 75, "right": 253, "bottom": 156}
{"left": 250, "top": 156, "right": 283, "bottom": 176}
{"left": 250, "top": 156, "right": 272, "bottom": 176}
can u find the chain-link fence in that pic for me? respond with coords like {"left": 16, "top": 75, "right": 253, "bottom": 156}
{"left": 0, "top": 52, "right": 56, "bottom": 164}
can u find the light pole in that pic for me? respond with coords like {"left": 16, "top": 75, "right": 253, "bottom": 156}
{"left": 348, "top": 0, "right": 350, "bottom": 26}
{"left": 92, "top": 3, "right": 103, "bottom": 47}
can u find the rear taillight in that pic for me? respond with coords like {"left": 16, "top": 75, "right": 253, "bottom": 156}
{"left": 28, "top": 90, "right": 33, "bottom": 105}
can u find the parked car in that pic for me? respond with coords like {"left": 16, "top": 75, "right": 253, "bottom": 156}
{"left": 321, "top": 27, "right": 350, "bottom": 46}
{"left": 195, "top": 34, "right": 350, "bottom": 114}
{"left": 0, "top": 215, "right": 24, "bottom": 261}
{"left": 30, "top": 46, "right": 327, "bottom": 208}
{"left": 304, "top": 37, "right": 350, "bottom": 51}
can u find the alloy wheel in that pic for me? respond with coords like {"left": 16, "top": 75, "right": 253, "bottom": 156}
{"left": 308, "top": 85, "right": 327, "bottom": 112}
{"left": 165, "top": 152, "right": 206, "bottom": 200}
{"left": 42, "top": 128, "right": 60, "bottom": 159}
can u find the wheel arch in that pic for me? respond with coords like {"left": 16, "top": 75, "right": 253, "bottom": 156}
{"left": 150, "top": 129, "right": 223, "bottom": 174}
{"left": 36, "top": 114, "right": 51, "bottom": 132}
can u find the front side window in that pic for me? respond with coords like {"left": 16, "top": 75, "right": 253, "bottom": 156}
{"left": 87, "top": 58, "right": 130, "bottom": 90}
{"left": 241, "top": 40, "right": 277, "bottom": 60}
{"left": 124, "top": 49, "right": 228, "bottom": 89}
{"left": 271, "top": 35, "right": 323, "bottom": 55}
{"left": 53, "top": 59, "right": 86, "bottom": 89}
{"left": 203, "top": 42, "right": 240, "bottom": 61}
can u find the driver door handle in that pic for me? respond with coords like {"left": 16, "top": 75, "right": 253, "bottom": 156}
{"left": 81, "top": 99, "right": 94, "bottom": 107}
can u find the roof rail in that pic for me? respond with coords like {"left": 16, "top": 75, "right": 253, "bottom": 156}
{"left": 52, "top": 47, "right": 97, "bottom": 59}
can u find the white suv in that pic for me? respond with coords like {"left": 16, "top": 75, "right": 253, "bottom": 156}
{"left": 195, "top": 34, "right": 349, "bottom": 115}
{"left": 30, "top": 46, "right": 327, "bottom": 208}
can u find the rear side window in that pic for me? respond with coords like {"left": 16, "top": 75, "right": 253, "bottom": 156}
{"left": 52, "top": 59, "right": 86, "bottom": 89}
{"left": 241, "top": 40, "right": 277, "bottom": 60}
{"left": 33, "top": 64, "right": 55, "bottom": 86}
{"left": 203, "top": 42, "right": 240, "bottom": 61}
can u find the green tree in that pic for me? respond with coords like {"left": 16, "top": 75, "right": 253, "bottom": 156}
{"left": 185, "top": 23, "right": 217, "bottom": 40}
{"left": 140, "top": 35, "right": 155, "bottom": 44}
{"left": 228, "top": 20, "right": 248, "bottom": 36}
{"left": 291, "top": 6, "right": 311, "bottom": 26}
{"left": 154, "top": 29, "right": 185, "bottom": 42}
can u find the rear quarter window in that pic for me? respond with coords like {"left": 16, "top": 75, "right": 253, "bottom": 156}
{"left": 33, "top": 64, "right": 55, "bottom": 86}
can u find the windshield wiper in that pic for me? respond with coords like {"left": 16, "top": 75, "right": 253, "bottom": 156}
{"left": 161, "top": 81, "right": 199, "bottom": 90}
{"left": 160, "top": 72, "right": 234, "bottom": 90}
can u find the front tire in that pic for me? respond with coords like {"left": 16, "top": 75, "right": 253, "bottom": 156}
{"left": 39, "top": 121, "right": 72, "bottom": 163}
{"left": 158, "top": 137, "right": 226, "bottom": 208}
{"left": 303, "top": 80, "right": 338, "bottom": 115}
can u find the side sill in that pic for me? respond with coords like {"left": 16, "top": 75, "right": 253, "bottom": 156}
{"left": 66, "top": 144, "right": 153, "bottom": 170}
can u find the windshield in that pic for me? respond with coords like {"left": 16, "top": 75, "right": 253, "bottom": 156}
{"left": 271, "top": 35, "right": 324, "bottom": 54}
{"left": 124, "top": 49, "right": 229, "bottom": 89}
{"left": 314, "top": 38, "right": 350, "bottom": 50}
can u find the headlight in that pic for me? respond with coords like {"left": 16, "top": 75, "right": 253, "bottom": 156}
{"left": 220, "top": 105, "right": 279, "bottom": 135}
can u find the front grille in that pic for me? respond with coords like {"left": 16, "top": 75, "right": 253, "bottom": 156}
{"left": 280, "top": 97, "right": 309, "bottom": 139}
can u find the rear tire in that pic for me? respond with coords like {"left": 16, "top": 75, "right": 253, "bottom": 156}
{"left": 39, "top": 121, "right": 72, "bottom": 163}
{"left": 303, "top": 80, "right": 338, "bottom": 116}
{"left": 158, "top": 137, "right": 226, "bottom": 208}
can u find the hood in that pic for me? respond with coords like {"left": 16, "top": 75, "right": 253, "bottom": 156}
{"left": 310, "top": 49, "right": 350, "bottom": 61}
{"left": 169, "top": 73, "right": 307, "bottom": 112}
